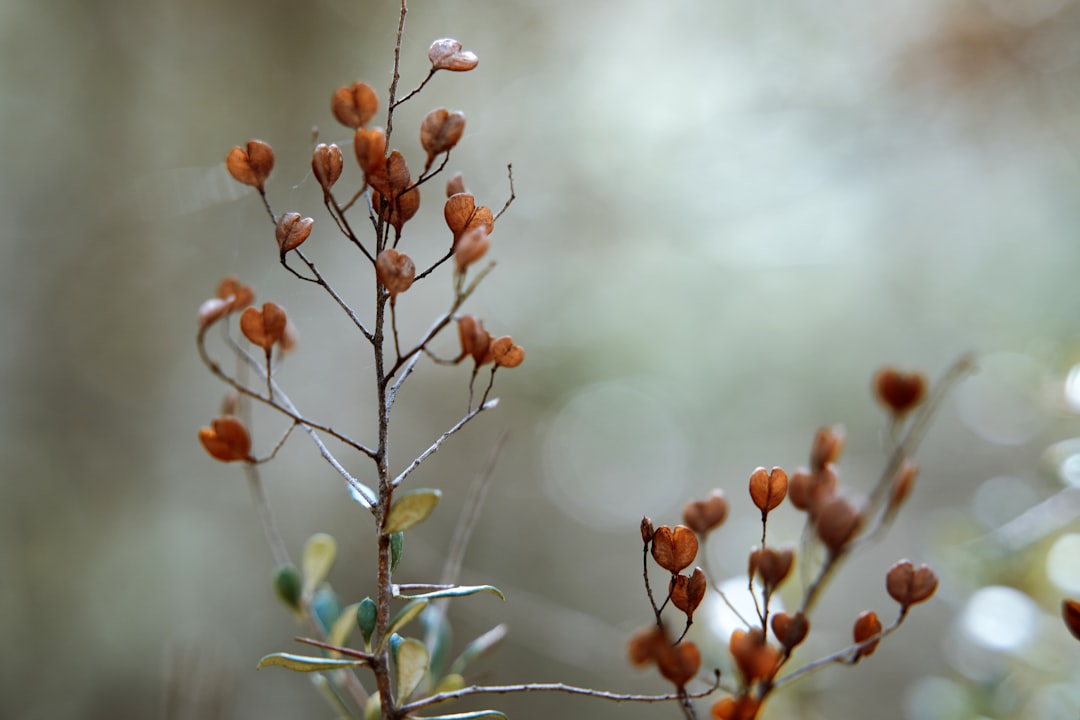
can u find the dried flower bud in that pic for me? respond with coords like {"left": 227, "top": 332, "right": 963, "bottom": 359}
{"left": 198, "top": 415, "right": 252, "bottom": 463}
{"left": 446, "top": 172, "right": 466, "bottom": 197}
{"left": 816, "top": 496, "right": 861, "bottom": 554}
{"left": 749, "top": 546, "right": 794, "bottom": 590}
{"left": 312, "top": 143, "right": 344, "bottom": 195}
{"left": 810, "top": 424, "right": 845, "bottom": 473}
{"left": 1063, "top": 599, "right": 1080, "bottom": 641}
{"left": 885, "top": 560, "right": 938, "bottom": 608}
{"left": 640, "top": 516, "right": 656, "bottom": 544}
{"left": 331, "top": 81, "right": 378, "bottom": 129}
{"left": 217, "top": 275, "right": 255, "bottom": 311}
{"left": 275, "top": 212, "right": 314, "bottom": 258}
{"left": 457, "top": 315, "right": 492, "bottom": 366}
{"left": 670, "top": 567, "right": 707, "bottom": 620}
{"left": 375, "top": 249, "right": 416, "bottom": 300}
{"left": 225, "top": 139, "right": 274, "bottom": 191}
{"left": 454, "top": 225, "right": 490, "bottom": 272}
{"left": 240, "top": 302, "right": 288, "bottom": 352}
{"left": 655, "top": 640, "right": 701, "bottom": 688}
{"left": 873, "top": 367, "right": 927, "bottom": 416}
{"left": 771, "top": 611, "right": 809, "bottom": 651}
{"left": 682, "top": 490, "right": 728, "bottom": 535}
{"left": 650, "top": 525, "right": 698, "bottom": 574}
{"left": 749, "top": 466, "right": 788, "bottom": 515}
{"left": 420, "top": 108, "right": 466, "bottom": 170}
{"left": 491, "top": 336, "right": 524, "bottom": 368}
{"left": 428, "top": 38, "right": 479, "bottom": 72}
{"left": 852, "top": 610, "right": 882, "bottom": 661}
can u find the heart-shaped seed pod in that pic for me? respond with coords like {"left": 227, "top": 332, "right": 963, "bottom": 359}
{"left": 669, "top": 567, "right": 707, "bottom": 620}
{"left": 771, "top": 611, "right": 809, "bottom": 651}
{"left": 852, "top": 610, "right": 882, "bottom": 661}
{"left": 650, "top": 525, "right": 698, "bottom": 574}
{"left": 885, "top": 560, "right": 938, "bottom": 608}
{"left": 810, "top": 424, "right": 845, "bottom": 473}
{"left": 491, "top": 336, "right": 524, "bottom": 369}
{"left": 428, "top": 38, "right": 479, "bottom": 72}
{"left": 457, "top": 315, "right": 492, "bottom": 366}
{"left": 331, "top": 81, "right": 378, "bottom": 129}
{"left": 710, "top": 696, "right": 761, "bottom": 720}
{"left": 275, "top": 213, "right": 314, "bottom": 257}
{"left": 216, "top": 275, "right": 255, "bottom": 311}
{"left": 375, "top": 249, "right": 416, "bottom": 300}
{"left": 816, "top": 496, "right": 861, "bottom": 553}
{"left": 873, "top": 367, "right": 927, "bottom": 416}
{"left": 420, "top": 108, "right": 466, "bottom": 170}
{"left": 749, "top": 546, "right": 794, "bottom": 590}
{"left": 682, "top": 490, "right": 728, "bottom": 535}
{"left": 311, "top": 143, "right": 344, "bottom": 195}
{"left": 626, "top": 625, "right": 667, "bottom": 667}
{"left": 198, "top": 416, "right": 252, "bottom": 462}
{"left": 655, "top": 640, "right": 700, "bottom": 689}
{"left": 225, "top": 139, "right": 274, "bottom": 191}
{"left": 240, "top": 302, "right": 288, "bottom": 352}
{"left": 749, "top": 466, "right": 788, "bottom": 514}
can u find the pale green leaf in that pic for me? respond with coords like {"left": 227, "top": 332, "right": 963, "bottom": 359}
{"left": 399, "top": 585, "right": 505, "bottom": 601}
{"left": 394, "top": 637, "right": 429, "bottom": 702}
{"left": 376, "top": 600, "right": 428, "bottom": 653}
{"left": 328, "top": 602, "right": 360, "bottom": 651}
{"left": 434, "top": 672, "right": 465, "bottom": 694}
{"left": 256, "top": 652, "right": 367, "bottom": 672}
{"left": 384, "top": 489, "right": 442, "bottom": 534}
{"left": 302, "top": 532, "right": 337, "bottom": 596}
{"left": 364, "top": 693, "right": 381, "bottom": 720}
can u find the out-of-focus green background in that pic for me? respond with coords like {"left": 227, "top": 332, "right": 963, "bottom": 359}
{"left": 5, "top": 0, "right": 1080, "bottom": 718}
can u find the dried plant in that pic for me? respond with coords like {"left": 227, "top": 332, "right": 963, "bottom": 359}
{"left": 195, "top": 3, "right": 976, "bottom": 719}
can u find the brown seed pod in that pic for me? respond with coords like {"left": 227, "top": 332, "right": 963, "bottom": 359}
{"left": 640, "top": 516, "right": 656, "bottom": 544}
{"left": 375, "top": 249, "right": 416, "bottom": 300}
{"left": 670, "top": 567, "right": 707, "bottom": 620}
{"left": 457, "top": 315, "right": 492, "bottom": 366}
{"left": 852, "top": 610, "right": 882, "bottom": 661}
{"left": 655, "top": 640, "right": 701, "bottom": 688}
{"left": 749, "top": 546, "right": 794, "bottom": 591}
{"left": 311, "top": 143, "right": 344, "bottom": 195}
{"left": 428, "top": 38, "right": 479, "bottom": 72}
{"left": 771, "top": 611, "right": 809, "bottom": 651}
{"left": 650, "top": 525, "right": 698, "bottom": 574}
{"left": 1062, "top": 599, "right": 1080, "bottom": 641}
{"left": 331, "top": 81, "right": 378, "bottom": 129}
{"left": 197, "top": 298, "right": 232, "bottom": 331}
{"left": 711, "top": 696, "right": 761, "bottom": 720}
{"left": 490, "top": 336, "right": 525, "bottom": 369}
{"left": 240, "top": 302, "right": 288, "bottom": 351}
{"left": 887, "top": 459, "right": 919, "bottom": 514}
{"left": 810, "top": 424, "right": 845, "bottom": 473}
{"left": 682, "top": 490, "right": 728, "bottom": 535}
{"left": 446, "top": 172, "right": 466, "bottom": 197}
{"left": 354, "top": 127, "right": 387, "bottom": 178}
{"left": 225, "top": 140, "right": 274, "bottom": 191}
{"left": 729, "top": 628, "right": 780, "bottom": 685}
{"left": 626, "top": 625, "right": 667, "bottom": 667}
{"left": 198, "top": 416, "right": 252, "bottom": 463}
{"left": 275, "top": 213, "right": 314, "bottom": 258}
{"left": 453, "top": 225, "right": 490, "bottom": 272}
{"left": 216, "top": 276, "right": 255, "bottom": 311}
{"left": 873, "top": 367, "right": 927, "bottom": 416}
{"left": 816, "top": 496, "right": 861, "bottom": 554}
{"left": 749, "top": 466, "right": 788, "bottom": 514}
{"left": 885, "top": 560, "right": 938, "bottom": 608}
{"left": 420, "top": 108, "right": 466, "bottom": 169}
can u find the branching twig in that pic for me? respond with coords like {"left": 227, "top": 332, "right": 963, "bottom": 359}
{"left": 391, "top": 399, "right": 497, "bottom": 488}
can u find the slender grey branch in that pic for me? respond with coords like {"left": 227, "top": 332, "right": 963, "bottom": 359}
{"left": 391, "top": 400, "right": 497, "bottom": 488}
{"left": 295, "top": 249, "right": 375, "bottom": 343}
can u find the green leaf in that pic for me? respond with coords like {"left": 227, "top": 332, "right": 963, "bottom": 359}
{"left": 390, "top": 531, "right": 404, "bottom": 572}
{"left": 422, "top": 605, "right": 452, "bottom": 681}
{"left": 420, "top": 712, "right": 509, "bottom": 720}
{"left": 302, "top": 533, "right": 337, "bottom": 596}
{"left": 357, "top": 597, "right": 377, "bottom": 648}
{"left": 394, "top": 637, "right": 429, "bottom": 702}
{"left": 273, "top": 564, "right": 302, "bottom": 614}
{"left": 449, "top": 624, "right": 507, "bottom": 676}
{"left": 384, "top": 489, "right": 441, "bottom": 534}
{"left": 364, "top": 693, "right": 381, "bottom": 720}
{"left": 328, "top": 602, "right": 360, "bottom": 651}
{"left": 377, "top": 600, "right": 428, "bottom": 652}
{"left": 257, "top": 652, "right": 368, "bottom": 672}
{"left": 311, "top": 585, "right": 342, "bottom": 635}
{"left": 399, "top": 585, "right": 505, "bottom": 601}
{"left": 434, "top": 672, "right": 465, "bottom": 694}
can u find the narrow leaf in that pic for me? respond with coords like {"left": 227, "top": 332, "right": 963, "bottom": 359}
{"left": 384, "top": 489, "right": 442, "bottom": 534}
{"left": 257, "top": 652, "right": 367, "bottom": 672}
{"left": 311, "top": 586, "right": 342, "bottom": 635}
{"left": 390, "top": 531, "right": 404, "bottom": 572}
{"left": 395, "top": 637, "right": 429, "bottom": 702}
{"left": 399, "top": 585, "right": 505, "bottom": 601}
{"left": 357, "top": 597, "right": 377, "bottom": 648}
{"left": 377, "top": 600, "right": 429, "bottom": 653}
{"left": 302, "top": 533, "right": 337, "bottom": 596}
{"left": 349, "top": 482, "right": 377, "bottom": 509}
{"left": 421, "top": 712, "right": 509, "bottom": 720}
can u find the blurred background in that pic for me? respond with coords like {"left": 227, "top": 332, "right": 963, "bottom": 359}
{"left": 4, "top": 0, "right": 1080, "bottom": 718}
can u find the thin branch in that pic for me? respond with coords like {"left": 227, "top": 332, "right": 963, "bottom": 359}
{"left": 399, "top": 673, "right": 723, "bottom": 715}
{"left": 493, "top": 163, "right": 516, "bottom": 223}
{"left": 251, "top": 421, "right": 299, "bottom": 465}
{"left": 441, "top": 432, "right": 507, "bottom": 587}
{"left": 325, "top": 195, "right": 376, "bottom": 264}
{"left": 416, "top": 248, "right": 454, "bottom": 282}
{"left": 391, "top": 400, "right": 497, "bottom": 488}
{"left": 257, "top": 189, "right": 275, "bottom": 224}
{"left": 386, "top": 350, "right": 422, "bottom": 410}
{"left": 243, "top": 464, "right": 291, "bottom": 568}
{"left": 294, "top": 249, "right": 374, "bottom": 343}
{"left": 392, "top": 68, "right": 437, "bottom": 109}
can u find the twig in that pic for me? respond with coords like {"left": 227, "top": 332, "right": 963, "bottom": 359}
{"left": 493, "top": 164, "right": 516, "bottom": 222}
{"left": 391, "top": 400, "right": 497, "bottom": 488}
